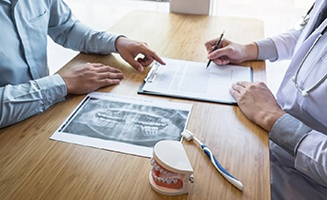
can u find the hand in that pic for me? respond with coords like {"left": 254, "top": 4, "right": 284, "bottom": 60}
{"left": 229, "top": 81, "right": 285, "bottom": 131}
{"left": 58, "top": 63, "right": 124, "bottom": 94}
{"left": 204, "top": 38, "right": 258, "bottom": 65}
{"left": 115, "top": 36, "right": 165, "bottom": 72}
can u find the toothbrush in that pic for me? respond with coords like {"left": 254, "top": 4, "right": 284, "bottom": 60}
{"left": 181, "top": 130, "right": 244, "bottom": 191}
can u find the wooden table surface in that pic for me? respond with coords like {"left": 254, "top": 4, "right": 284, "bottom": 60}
{"left": 0, "top": 11, "right": 270, "bottom": 200}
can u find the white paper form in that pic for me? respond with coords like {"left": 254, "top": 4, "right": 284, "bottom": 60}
{"left": 140, "top": 58, "right": 253, "bottom": 104}
{"left": 51, "top": 92, "right": 192, "bottom": 158}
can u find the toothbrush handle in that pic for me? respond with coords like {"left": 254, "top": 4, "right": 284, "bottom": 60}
{"left": 201, "top": 145, "right": 244, "bottom": 191}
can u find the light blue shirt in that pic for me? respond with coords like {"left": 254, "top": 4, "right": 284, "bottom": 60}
{"left": 0, "top": 0, "right": 120, "bottom": 128}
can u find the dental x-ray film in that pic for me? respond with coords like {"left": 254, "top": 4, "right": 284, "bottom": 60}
{"left": 51, "top": 92, "right": 192, "bottom": 157}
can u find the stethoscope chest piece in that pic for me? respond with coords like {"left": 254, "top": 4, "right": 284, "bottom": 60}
{"left": 294, "top": 15, "right": 310, "bottom": 31}
{"left": 294, "top": 3, "right": 315, "bottom": 31}
{"left": 292, "top": 76, "right": 309, "bottom": 97}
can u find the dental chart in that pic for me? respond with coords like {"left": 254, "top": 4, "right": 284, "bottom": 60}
{"left": 51, "top": 92, "right": 192, "bottom": 157}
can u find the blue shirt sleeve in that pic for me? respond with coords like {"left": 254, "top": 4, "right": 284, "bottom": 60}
{"left": 0, "top": 74, "right": 67, "bottom": 128}
{"left": 0, "top": 0, "right": 121, "bottom": 128}
{"left": 269, "top": 113, "right": 312, "bottom": 156}
{"left": 48, "top": 0, "right": 120, "bottom": 54}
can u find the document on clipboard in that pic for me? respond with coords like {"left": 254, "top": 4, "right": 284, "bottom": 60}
{"left": 138, "top": 58, "right": 253, "bottom": 104}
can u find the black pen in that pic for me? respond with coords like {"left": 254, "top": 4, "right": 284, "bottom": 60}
{"left": 206, "top": 31, "right": 225, "bottom": 69}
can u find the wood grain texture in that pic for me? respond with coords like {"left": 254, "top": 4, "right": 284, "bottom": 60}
{"left": 0, "top": 11, "right": 269, "bottom": 200}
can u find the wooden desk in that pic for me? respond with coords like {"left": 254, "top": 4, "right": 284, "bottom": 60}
{"left": 0, "top": 11, "right": 270, "bottom": 200}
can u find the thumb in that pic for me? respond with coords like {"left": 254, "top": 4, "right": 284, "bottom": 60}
{"left": 129, "top": 59, "right": 144, "bottom": 72}
{"left": 121, "top": 53, "right": 144, "bottom": 72}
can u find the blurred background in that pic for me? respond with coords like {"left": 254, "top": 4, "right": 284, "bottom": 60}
{"left": 48, "top": 0, "right": 314, "bottom": 94}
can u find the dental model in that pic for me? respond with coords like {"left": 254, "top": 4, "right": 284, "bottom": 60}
{"left": 149, "top": 140, "right": 194, "bottom": 195}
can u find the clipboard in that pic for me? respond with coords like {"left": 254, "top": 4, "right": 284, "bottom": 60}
{"left": 138, "top": 58, "right": 253, "bottom": 105}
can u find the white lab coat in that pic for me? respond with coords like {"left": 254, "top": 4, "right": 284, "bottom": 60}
{"left": 269, "top": 0, "right": 327, "bottom": 199}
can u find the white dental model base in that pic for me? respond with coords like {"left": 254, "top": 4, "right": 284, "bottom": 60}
{"left": 149, "top": 140, "right": 194, "bottom": 196}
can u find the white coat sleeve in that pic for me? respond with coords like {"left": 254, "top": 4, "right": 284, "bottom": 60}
{"left": 295, "top": 131, "right": 327, "bottom": 187}
{"left": 256, "top": 29, "right": 302, "bottom": 61}
{"left": 269, "top": 29, "right": 302, "bottom": 60}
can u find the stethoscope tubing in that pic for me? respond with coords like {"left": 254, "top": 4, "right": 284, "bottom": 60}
{"left": 292, "top": 4, "right": 327, "bottom": 96}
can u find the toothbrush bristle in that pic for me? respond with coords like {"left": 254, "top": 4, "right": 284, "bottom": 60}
{"left": 181, "top": 130, "right": 194, "bottom": 141}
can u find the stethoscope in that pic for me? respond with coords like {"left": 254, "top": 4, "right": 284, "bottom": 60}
{"left": 292, "top": 3, "right": 327, "bottom": 97}
{"left": 294, "top": 3, "right": 315, "bottom": 31}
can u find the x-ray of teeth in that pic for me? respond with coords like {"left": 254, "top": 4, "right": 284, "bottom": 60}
{"left": 62, "top": 97, "right": 190, "bottom": 147}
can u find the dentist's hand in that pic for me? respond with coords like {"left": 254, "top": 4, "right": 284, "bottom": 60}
{"left": 205, "top": 38, "right": 258, "bottom": 65}
{"left": 229, "top": 81, "right": 285, "bottom": 131}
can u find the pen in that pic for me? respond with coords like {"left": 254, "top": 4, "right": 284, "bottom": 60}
{"left": 206, "top": 31, "right": 225, "bottom": 69}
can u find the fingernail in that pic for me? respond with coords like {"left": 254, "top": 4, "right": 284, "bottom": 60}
{"left": 138, "top": 67, "right": 143, "bottom": 72}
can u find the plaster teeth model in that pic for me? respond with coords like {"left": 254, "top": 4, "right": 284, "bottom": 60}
{"left": 149, "top": 140, "right": 194, "bottom": 195}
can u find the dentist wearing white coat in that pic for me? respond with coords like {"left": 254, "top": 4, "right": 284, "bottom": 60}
{"left": 205, "top": 1, "right": 327, "bottom": 199}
